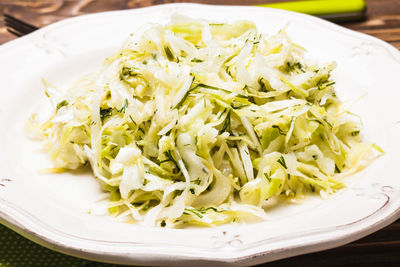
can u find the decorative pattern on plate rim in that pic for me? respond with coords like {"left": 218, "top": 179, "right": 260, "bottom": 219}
{"left": 352, "top": 183, "right": 398, "bottom": 203}
{"left": 0, "top": 178, "right": 12, "bottom": 188}
{"left": 33, "top": 33, "right": 66, "bottom": 57}
{"left": 351, "top": 41, "right": 378, "bottom": 57}
{"left": 211, "top": 231, "right": 243, "bottom": 249}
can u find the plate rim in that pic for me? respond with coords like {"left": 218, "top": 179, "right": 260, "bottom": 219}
{"left": 1, "top": 3, "right": 400, "bottom": 266}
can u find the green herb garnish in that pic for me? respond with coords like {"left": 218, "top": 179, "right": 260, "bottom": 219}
{"left": 100, "top": 107, "right": 112, "bottom": 122}
{"left": 118, "top": 99, "right": 128, "bottom": 113}
{"left": 56, "top": 100, "right": 68, "bottom": 110}
{"left": 277, "top": 155, "right": 287, "bottom": 169}
{"left": 164, "top": 45, "right": 175, "bottom": 61}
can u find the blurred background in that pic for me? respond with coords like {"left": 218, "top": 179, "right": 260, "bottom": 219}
{"left": 0, "top": 0, "right": 399, "bottom": 267}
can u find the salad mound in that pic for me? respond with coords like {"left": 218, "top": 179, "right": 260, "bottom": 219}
{"left": 29, "top": 16, "right": 381, "bottom": 227}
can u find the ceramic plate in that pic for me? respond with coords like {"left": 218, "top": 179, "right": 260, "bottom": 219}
{"left": 0, "top": 3, "right": 400, "bottom": 266}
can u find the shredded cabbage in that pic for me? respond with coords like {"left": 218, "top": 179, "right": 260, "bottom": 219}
{"left": 28, "top": 15, "right": 382, "bottom": 227}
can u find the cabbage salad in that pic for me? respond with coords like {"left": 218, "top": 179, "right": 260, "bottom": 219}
{"left": 28, "top": 16, "right": 382, "bottom": 227}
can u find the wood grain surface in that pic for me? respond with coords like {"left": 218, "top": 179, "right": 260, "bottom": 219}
{"left": 0, "top": 0, "right": 399, "bottom": 266}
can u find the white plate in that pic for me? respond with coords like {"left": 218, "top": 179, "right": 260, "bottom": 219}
{"left": 1, "top": 3, "right": 400, "bottom": 266}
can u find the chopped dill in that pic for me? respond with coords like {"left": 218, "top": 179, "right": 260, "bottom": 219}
{"left": 264, "top": 172, "right": 271, "bottom": 182}
{"left": 164, "top": 45, "right": 175, "bottom": 61}
{"left": 56, "top": 100, "right": 68, "bottom": 110}
{"left": 277, "top": 155, "right": 287, "bottom": 169}
{"left": 191, "top": 58, "right": 203, "bottom": 63}
{"left": 100, "top": 107, "right": 112, "bottom": 122}
{"left": 118, "top": 99, "right": 128, "bottom": 113}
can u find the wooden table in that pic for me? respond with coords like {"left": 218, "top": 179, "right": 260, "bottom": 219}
{"left": 0, "top": 0, "right": 399, "bottom": 266}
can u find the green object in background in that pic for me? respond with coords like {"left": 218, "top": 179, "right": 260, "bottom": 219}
{"left": 257, "top": 0, "right": 367, "bottom": 22}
